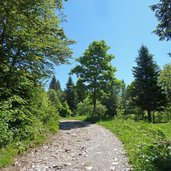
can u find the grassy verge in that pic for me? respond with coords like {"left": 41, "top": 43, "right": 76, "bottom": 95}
{"left": 0, "top": 123, "right": 59, "bottom": 168}
{"left": 98, "top": 119, "right": 171, "bottom": 171}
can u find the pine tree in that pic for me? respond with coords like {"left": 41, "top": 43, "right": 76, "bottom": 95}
{"left": 65, "top": 76, "right": 76, "bottom": 112}
{"left": 132, "top": 45, "right": 166, "bottom": 122}
{"left": 49, "top": 76, "right": 59, "bottom": 92}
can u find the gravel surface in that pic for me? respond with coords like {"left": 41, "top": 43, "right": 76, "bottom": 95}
{"left": 1, "top": 120, "right": 132, "bottom": 171}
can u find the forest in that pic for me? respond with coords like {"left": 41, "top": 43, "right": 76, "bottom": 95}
{"left": 0, "top": 0, "right": 171, "bottom": 171}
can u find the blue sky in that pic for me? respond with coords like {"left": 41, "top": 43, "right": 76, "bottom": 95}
{"left": 54, "top": 0, "right": 170, "bottom": 89}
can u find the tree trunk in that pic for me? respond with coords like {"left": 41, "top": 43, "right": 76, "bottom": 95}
{"left": 147, "top": 110, "right": 152, "bottom": 123}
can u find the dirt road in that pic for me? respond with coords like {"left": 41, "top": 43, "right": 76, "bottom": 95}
{"left": 2, "top": 120, "right": 131, "bottom": 171}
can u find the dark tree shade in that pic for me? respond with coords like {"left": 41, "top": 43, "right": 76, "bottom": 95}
{"left": 132, "top": 45, "right": 166, "bottom": 122}
{"left": 75, "top": 79, "right": 87, "bottom": 103}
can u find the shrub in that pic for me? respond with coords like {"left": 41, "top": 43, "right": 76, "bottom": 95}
{"left": 134, "top": 127, "right": 170, "bottom": 171}
{"left": 76, "top": 98, "right": 92, "bottom": 116}
{"left": 76, "top": 98, "right": 107, "bottom": 121}
{"left": 60, "top": 101, "right": 72, "bottom": 117}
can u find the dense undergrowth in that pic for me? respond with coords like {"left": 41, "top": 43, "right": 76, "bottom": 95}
{"left": 0, "top": 88, "right": 59, "bottom": 168}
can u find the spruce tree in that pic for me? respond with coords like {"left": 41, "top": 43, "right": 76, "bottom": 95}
{"left": 132, "top": 45, "right": 166, "bottom": 122}
{"left": 65, "top": 76, "right": 76, "bottom": 112}
{"left": 49, "top": 76, "right": 59, "bottom": 92}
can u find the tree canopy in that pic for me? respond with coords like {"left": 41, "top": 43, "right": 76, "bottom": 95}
{"left": 71, "top": 40, "right": 116, "bottom": 115}
{"left": 0, "top": 0, "right": 73, "bottom": 101}
{"left": 151, "top": 0, "right": 171, "bottom": 41}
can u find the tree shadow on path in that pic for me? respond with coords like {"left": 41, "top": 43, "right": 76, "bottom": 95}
{"left": 59, "top": 121, "right": 92, "bottom": 130}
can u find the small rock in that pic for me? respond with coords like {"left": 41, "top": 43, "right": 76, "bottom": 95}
{"left": 64, "top": 163, "right": 72, "bottom": 166}
{"left": 43, "top": 145, "right": 48, "bottom": 149}
{"left": 85, "top": 166, "right": 93, "bottom": 170}
{"left": 112, "top": 162, "right": 119, "bottom": 165}
{"left": 65, "top": 148, "right": 70, "bottom": 152}
{"left": 52, "top": 165, "right": 63, "bottom": 169}
{"left": 110, "top": 166, "right": 116, "bottom": 171}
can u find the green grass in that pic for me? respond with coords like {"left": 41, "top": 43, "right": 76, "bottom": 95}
{"left": 98, "top": 119, "right": 171, "bottom": 171}
{"left": 155, "top": 122, "right": 171, "bottom": 139}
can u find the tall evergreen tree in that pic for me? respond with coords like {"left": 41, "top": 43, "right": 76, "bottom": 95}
{"left": 49, "top": 76, "right": 59, "bottom": 92}
{"left": 132, "top": 45, "right": 166, "bottom": 122}
{"left": 72, "top": 40, "right": 116, "bottom": 115}
{"left": 65, "top": 76, "right": 76, "bottom": 112}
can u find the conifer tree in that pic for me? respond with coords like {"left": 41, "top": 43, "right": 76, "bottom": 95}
{"left": 49, "top": 76, "right": 59, "bottom": 92}
{"left": 65, "top": 76, "right": 76, "bottom": 112}
{"left": 132, "top": 45, "right": 166, "bottom": 122}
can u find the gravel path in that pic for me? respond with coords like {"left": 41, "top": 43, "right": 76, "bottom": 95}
{"left": 1, "top": 120, "right": 131, "bottom": 171}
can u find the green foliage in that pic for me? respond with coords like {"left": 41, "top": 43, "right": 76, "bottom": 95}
{"left": 159, "top": 63, "right": 171, "bottom": 104}
{"left": 76, "top": 98, "right": 92, "bottom": 116}
{"left": 102, "top": 79, "right": 122, "bottom": 118}
{"left": 151, "top": 0, "right": 171, "bottom": 42}
{"left": 72, "top": 40, "right": 116, "bottom": 115}
{"left": 49, "top": 75, "right": 61, "bottom": 92}
{"left": 48, "top": 89, "right": 62, "bottom": 111}
{"left": 132, "top": 45, "right": 166, "bottom": 122}
{"left": 75, "top": 79, "right": 87, "bottom": 103}
{"left": 60, "top": 101, "right": 72, "bottom": 117}
{"left": 0, "top": 87, "right": 59, "bottom": 167}
{"left": 64, "top": 76, "right": 76, "bottom": 112}
{"left": 0, "top": 0, "right": 71, "bottom": 167}
{"left": 98, "top": 119, "right": 171, "bottom": 171}
{"left": 76, "top": 98, "right": 107, "bottom": 121}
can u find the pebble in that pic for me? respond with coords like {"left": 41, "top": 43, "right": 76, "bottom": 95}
{"left": 85, "top": 166, "right": 93, "bottom": 170}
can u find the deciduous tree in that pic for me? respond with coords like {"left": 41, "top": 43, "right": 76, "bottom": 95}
{"left": 72, "top": 40, "right": 116, "bottom": 115}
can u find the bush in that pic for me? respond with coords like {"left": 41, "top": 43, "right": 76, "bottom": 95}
{"left": 76, "top": 98, "right": 107, "bottom": 121}
{"left": 0, "top": 87, "right": 59, "bottom": 151}
{"left": 76, "top": 98, "right": 92, "bottom": 116}
{"left": 134, "top": 127, "right": 171, "bottom": 171}
{"left": 60, "top": 101, "right": 72, "bottom": 117}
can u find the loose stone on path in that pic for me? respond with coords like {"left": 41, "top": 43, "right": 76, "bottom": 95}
{"left": 1, "top": 120, "right": 132, "bottom": 171}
